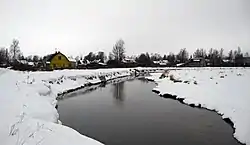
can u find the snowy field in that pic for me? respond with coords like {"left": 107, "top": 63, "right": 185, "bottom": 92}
{"left": 148, "top": 67, "right": 250, "bottom": 145}
{"left": 1, "top": 67, "right": 249, "bottom": 145}
{"left": 0, "top": 67, "right": 162, "bottom": 145}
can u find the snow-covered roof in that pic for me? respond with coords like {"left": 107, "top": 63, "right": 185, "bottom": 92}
{"left": 93, "top": 59, "right": 101, "bottom": 63}
{"left": 162, "top": 60, "right": 169, "bottom": 63}
{"left": 19, "top": 60, "right": 28, "bottom": 64}
{"left": 153, "top": 61, "right": 160, "bottom": 64}
{"left": 28, "top": 62, "right": 35, "bottom": 66}
{"left": 159, "top": 63, "right": 167, "bottom": 66}
{"left": 222, "top": 59, "right": 230, "bottom": 62}
{"left": 17, "top": 60, "right": 35, "bottom": 66}
{"left": 98, "top": 62, "right": 106, "bottom": 66}
{"left": 176, "top": 63, "right": 185, "bottom": 67}
{"left": 68, "top": 58, "right": 77, "bottom": 62}
{"left": 154, "top": 60, "right": 169, "bottom": 65}
{"left": 125, "top": 58, "right": 134, "bottom": 60}
{"left": 192, "top": 58, "right": 203, "bottom": 62}
{"left": 123, "top": 58, "right": 136, "bottom": 63}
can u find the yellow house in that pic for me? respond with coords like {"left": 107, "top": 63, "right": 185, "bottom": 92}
{"left": 46, "top": 51, "right": 72, "bottom": 70}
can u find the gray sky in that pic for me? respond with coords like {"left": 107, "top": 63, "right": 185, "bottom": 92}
{"left": 0, "top": 0, "right": 250, "bottom": 57}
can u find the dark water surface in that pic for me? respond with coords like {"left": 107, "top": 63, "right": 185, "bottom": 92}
{"left": 58, "top": 78, "right": 240, "bottom": 145}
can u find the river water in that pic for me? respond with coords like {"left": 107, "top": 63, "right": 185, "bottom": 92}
{"left": 58, "top": 78, "right": 240, "bottom": 145}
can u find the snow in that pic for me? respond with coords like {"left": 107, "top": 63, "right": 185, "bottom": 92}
{"left": 98, "top": 62, "right": 106, "bottom": 66}
{"left": 149, "top": 67, "right": 250, "bottom": 145}
{"left": 0, "top": 69, "right": 106, "bottom": 145}
{"left": 176, "top": 63, "right": 185, "bottom": 67}
{"left": 192, "top": 59, "right": 201, "bottom": 62}
{"left": 2, "top": 67, "right": 249, "bottom": 145}
{"left": 0, "top": 67, "right": 164, "bottom": 145}
{"left": 223, "top": 59, "right": 231, "bottom": 63}
{"left": 17, "top": 60, "right": 35, "bottom": 66}
{"left": 145, "top": 73, "right": 163, "bottom": 81}
{"left": 68, "top": 58, "right": 77, "bottom": 62}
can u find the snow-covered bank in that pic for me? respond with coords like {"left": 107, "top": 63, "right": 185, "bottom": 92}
{"left": 0, "top": 67, "right": 164, "bottom": 145}
{"left": 148, "top": 68, "right": 250, "bottom": 145}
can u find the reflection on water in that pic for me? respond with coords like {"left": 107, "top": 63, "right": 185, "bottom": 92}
{"left": 58, "top": 78, "right": 240, "bottom": 145}
{"left": 58, "top": 76, "right": 136, "bottom": 101}
{"left": 112, "top": 82, "right": 125, "bottom": 105}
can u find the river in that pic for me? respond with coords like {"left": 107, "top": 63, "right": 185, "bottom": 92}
{"left": 58, "top": 78, "right": 240, "bottom": 145}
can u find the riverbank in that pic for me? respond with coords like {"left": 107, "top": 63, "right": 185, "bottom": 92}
{"left": 146, "top": 68, "right": 250, "bottom": 145}
{"left": 0, "top": 67, "right": 164, "bottom": 145}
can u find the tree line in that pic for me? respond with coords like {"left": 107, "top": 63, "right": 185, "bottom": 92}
{"left": 1, "top": 39, "right": 249, "bottom": 69}
{"left": 81, "top": 40, "right": 249, "bottom": 67}
{"left": 0, "top": 39, "right": 42, "bottom": 69}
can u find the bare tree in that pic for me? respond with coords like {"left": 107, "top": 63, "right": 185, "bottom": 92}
{"left": 219, "top": 48, "right": 224, "bottom": 59}
{"left": 235, "top": 47, "right": 243, "bottom": 59}
{"left": 193, "top": 48, "right": 206, "bottom": 58}
{"left": 228, "top": 50, "right": 234, "bottom": 60}
{"left": 177, "top": 48, "right": 189, "bottom": 63}
{"left": 112, "top": 39, "right": 125, "bottom": 62}
{"left": 9, "top": 39, "right": 21, "bottom": 61}
{"left": 108, "top": 52, "right": 114, "bottom": 60}
{"left": 208, "top": 48, "right": 213, "bottom": 60}
{"left": 212, "top": 49, "right": 219, "bottom": 59}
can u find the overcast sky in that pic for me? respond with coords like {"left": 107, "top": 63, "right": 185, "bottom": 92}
{"left": 0, "top": 0, "right": 250, "bottom": 57}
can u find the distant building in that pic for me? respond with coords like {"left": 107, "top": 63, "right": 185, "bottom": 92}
{"left": 153, "top": 60, "right": 169, "bottom": 66}
{"left": 180, "top": 58, "right": 206, "bottom": 67}
{"left": 160, "top": 60, "right": 169, "bottom": 66}
{"left": 68, "top": 58, "right": 77, "bottom": 68}
{"left": 17, "top": 60, "right": 35, "bottom": 66}
{"left": 122, "top": 58, "right": 136, "bottom": 64}
{"left": 44, "top": 51, "right": 75, "bottom": 70}
{"left": 221, "top": 59, "right": 234, "bottom": 67}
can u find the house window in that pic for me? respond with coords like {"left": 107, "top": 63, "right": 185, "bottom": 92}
{"left": 58, "top": 56, "right": 61, "bottom": 60}
{"left": 53, "top": 64, "right": 56, "bottom": 68}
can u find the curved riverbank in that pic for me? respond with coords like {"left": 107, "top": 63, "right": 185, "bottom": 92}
{"left": 146, "top": 68, "right": 250, "bottom": 145}
{"left": 0, "top": 68, "right": 164, "bottom": 145}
